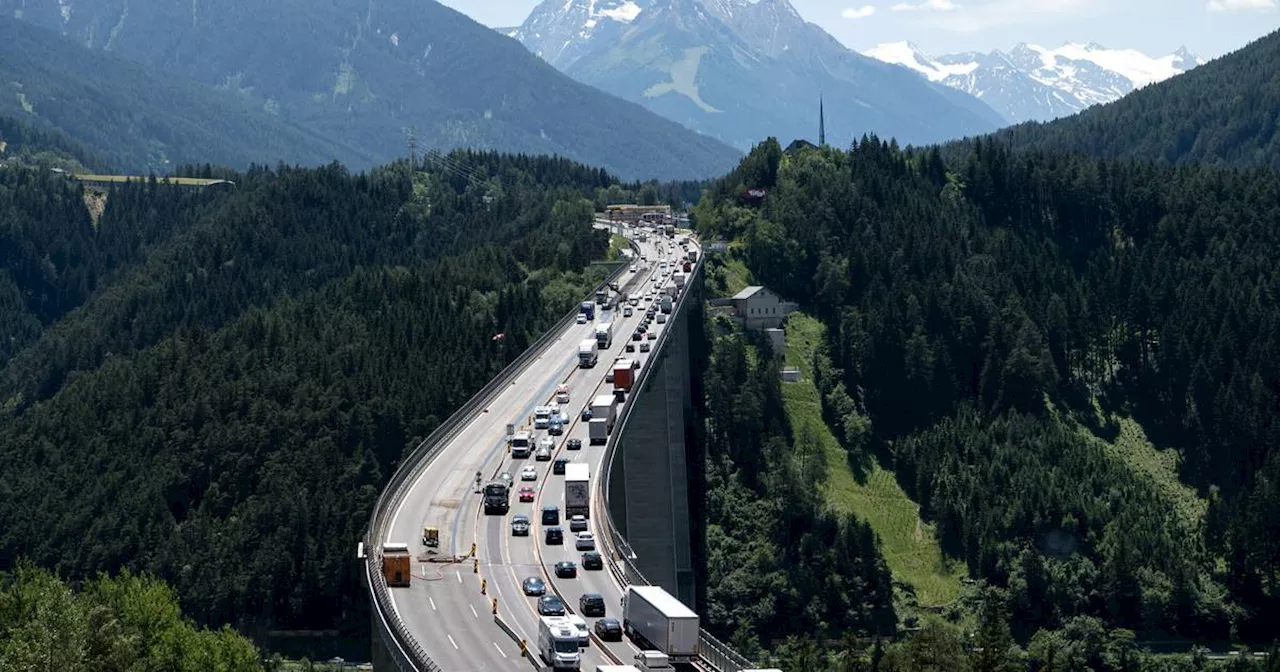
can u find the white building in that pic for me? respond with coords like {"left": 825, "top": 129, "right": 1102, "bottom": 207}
{"left": 730, "top": 286, "right": 798, "bottom": 331}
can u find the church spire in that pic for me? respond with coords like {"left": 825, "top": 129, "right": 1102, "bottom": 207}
{"left": 819, "top": 94, "right": 826, "bottom": 147}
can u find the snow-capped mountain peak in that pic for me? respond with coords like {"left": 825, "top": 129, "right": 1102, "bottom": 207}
{"left": 510, "top": 0, "right": 647, "bottom": 68}
{"left": 863, "top": 40, "right": 1204, "bottom": 124}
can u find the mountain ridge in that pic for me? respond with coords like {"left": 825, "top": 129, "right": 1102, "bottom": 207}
{"left": 864, "top": 40, "right": 1205, "bottom": 124}
{"left": 510, "top": 0, "right": 1006, "bottom": 150}
{"left": 2, "top": 0, "right": 742, "bottom": 179}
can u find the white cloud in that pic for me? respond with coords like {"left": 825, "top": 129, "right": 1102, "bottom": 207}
{"left": 1206, "top": 0, "right": 1276, "bottom": 11}
{"left": 890, "top": 0, "right": 958, "bottom": 11}
{"left": 842, "top": 5, "right": 877, "bottom": 18}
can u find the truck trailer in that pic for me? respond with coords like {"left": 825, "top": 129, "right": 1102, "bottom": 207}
{"left": 581, "top": 301, "right": 596, "bottom": 321}
{"left": 538, "top": 616, "right": 582, "bottom": 671}
{"left": 612, "top": 358, "right": 636, "bottom": 395}
{"left": 564, "top": 463, "right": 590, "bottom": 518}
{"left": 595, "top": 322, "right": 614, "bottom": 349}
{"left": 579, "top": 338, "right": 599, "bottom": 368}
{"left": 588, "top": 394, "right": 618, "bottom": 445}
{"left": 621, "top": 586, "right": 699, "bottom": 662}
{"left": 381, "top": 543, "right": 411, "bottom": 587}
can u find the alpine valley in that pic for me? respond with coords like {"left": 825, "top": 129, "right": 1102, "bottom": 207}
{"left": 864, "top": 41, "right": 1205, "bottom": 124}
{"left": 508, "top": 0, "right": 1006, "bottom": 150}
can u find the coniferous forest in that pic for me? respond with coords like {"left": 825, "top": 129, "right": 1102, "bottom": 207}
{"left": 693, "top": 137, "right": 1280, "bottom": 670}
{"left": 0, "top": 151, "right": 622, "bottom": 650}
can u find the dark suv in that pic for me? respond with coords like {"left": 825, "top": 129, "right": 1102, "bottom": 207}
{"left": 541, "top": 505, "right": 560, "bottom": 525}
{"left": 545, "top": 526, "right": 564, "bottom": 545}
{"left": 579, "top": 593, "right": 606, "bottom": 617}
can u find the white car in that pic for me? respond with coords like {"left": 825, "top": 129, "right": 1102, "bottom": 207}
{"left": 576, "top": 314, "right": 588, "bottom": 324}
{"left": 575, "top": 531, "right": 596, "bottom": 551}
{"left": 520, "top": 466, "right": 538, "bottom": 481}
{"left": 555, "top": 385, "right": 570, "bottom": 404}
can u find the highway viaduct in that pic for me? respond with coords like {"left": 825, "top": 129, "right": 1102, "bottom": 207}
{"left": 361, "top": 227, "right": 756, "bottom": 671}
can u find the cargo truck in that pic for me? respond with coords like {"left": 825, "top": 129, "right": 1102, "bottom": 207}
{"left": 381, "top": 543, "right": 411, "bottom": 587}
{"left": 535, "top": 406, "right": 552, "bottom": 430}
{"left": 579, "top": 338, "right": 598, "bottom": 368}
{"left": 564, "top": 463, "right": 590, "bottom": 518}
{"left": 538, "top": 616, "right": 582, "bottom": 671}
{"left": 612, "top": 359, "right": 636, "bottom": 394}
{"left": 595, "top": 322, "right": 614, "bottom": 349}
{"left": 589, "top": 394, "right": 618, "bottom": 445}
{"left": 581, "top": 301, "right": 596, "bottom": 321}
{"left": 673, "top": 273, "right": 686, "bottom": 290}
{"left": 660, "top": 296, "right": 673, "bottom": 314}
{"left": 621, "top": 586, "right": 699, "bottom": 662}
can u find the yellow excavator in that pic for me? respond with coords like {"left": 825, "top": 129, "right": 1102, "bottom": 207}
{"left": 422, "top": 526, "right": 439, "bottom": 548}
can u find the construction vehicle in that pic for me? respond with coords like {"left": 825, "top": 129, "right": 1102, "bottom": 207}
{"left": 422, "top": 526, "right": 439, "bottom": 547}
{"left": 382, "top": 543, "right": 411, "bottom": 587}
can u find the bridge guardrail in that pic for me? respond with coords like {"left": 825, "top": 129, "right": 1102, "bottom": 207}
{"left": 365, "top": 226, "right": 633, "bottom": 672}
{"left": 594, "top": 239, "right": 760, "bottom": 672}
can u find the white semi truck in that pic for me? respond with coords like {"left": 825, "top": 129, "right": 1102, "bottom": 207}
{"left": 595, "top": 321, "right": 614, "bottom": 349}
{"left": 588, "top": 394, "right": 618, "bottom": 445}
{"left": 564, "top": 463, "right": 590, "bottom": 518}
{"left": 579, "top": 338, "right": 599, "bottom": 368}
{"left": 621, "top": 586, "right": 699, "bottom": 663}
{"left": 538, "top": 616, "right": 582, "bottom": 671}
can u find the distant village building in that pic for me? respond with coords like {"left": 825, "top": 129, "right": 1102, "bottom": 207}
{"left": 730, "top": 286, "right": 799, "bottom": 331}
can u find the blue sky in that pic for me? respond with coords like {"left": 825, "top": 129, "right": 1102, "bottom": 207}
{"left": 438, "top": 0, "right": 1277, "bottom": 59}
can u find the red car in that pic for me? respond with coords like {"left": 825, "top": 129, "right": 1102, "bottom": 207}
{"left": 519, "top": 486, "right": 536, "bottom": 503}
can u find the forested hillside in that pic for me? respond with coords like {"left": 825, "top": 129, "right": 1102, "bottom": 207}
{"left": 3, "top": 0, "right": 741, "bottom": 180}
{"left": 693, "top": 137, "right": 1280, "bottom": 664}
{"left": 0, "top": 562, "right": 260, "bottom": 670}
{"left": 700, "top": 324, "right": 897, "bottom": 655}
{"left": 995, "top": 29, "right": 1280, "bottom": 169}
{"left": 0, "top": 152, "right": 620, "bottom": 646}
{"left": 0, "top": 115, "right": 105, "bottom": 171}
{"left": 0, "top": 19, "right": 375, "bottom": 173}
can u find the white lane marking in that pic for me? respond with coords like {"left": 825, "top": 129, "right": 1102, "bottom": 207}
{"left": 456, "top": 571, "right": 462, "bottom": 583}
{"left": 470, "top": 604, "right": 479, "bottom": 618}
{"left": 492, "top": 642, "right": 509, "bottom": 658}
{"left": 447, "top": 634, "right": 459, "bottom": 650}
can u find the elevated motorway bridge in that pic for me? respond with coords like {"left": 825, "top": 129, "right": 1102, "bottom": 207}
{"left": 363, "top": 225, "right": 758, "bottom": 671}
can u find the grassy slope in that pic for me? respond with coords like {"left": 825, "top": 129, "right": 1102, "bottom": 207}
{"left": 781, "top": 312, "right": 966, "bottom": 606}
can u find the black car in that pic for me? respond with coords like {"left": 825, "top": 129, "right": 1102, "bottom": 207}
{"left": 522, "top": 576, "right": 546, "bottom": 596}
{"left": 579, "top": 593, "right": 606, "bottom": 617}
{"left": 581, "top": 551, "right": 603, "bottom": 570}
{"left": 626, "top": 343, "right": 636, "bottom": 353}
{"left": 594, "top": 617, "right": 623, "bottom": 641}
{"left": 553, "top": 457, "right": 570, "bottom": 475}
{"left": 538, "top": 595, "right": 566, "bottom": 616}
{"left": 554, "top": 561, "right": 577, "bottom": 578}
{"left": 632, "top": 331, "right": 642, "bottom": 341}
{"left": 541, "top": 505, "right": 560, "bottom": 525}
{"left": 567, "top": 438, "right": 582, "bottom": 451}
{"left": 545, "top": 526, "right": 564, "bottom": 545}
{"left": 580, "top": 406, "right": 593, "bottom": 421}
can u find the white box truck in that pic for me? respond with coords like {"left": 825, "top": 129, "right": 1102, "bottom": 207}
{"left": 564, "top": 463, "right": 590, "bottom": 518}
{"left": 538, "top": 616, "right": 582, "bottom": 671}
{"left": 622, "top": 586, "right": 699, "bottom": 662}
{"left": 589, "top": 394, "right": 618, "bottom": 445}
{"left": 595, "top": 322, "right": 614, "bottom": 349}
{"left": 579, "top": 338, "right": 599, "bottom": 368}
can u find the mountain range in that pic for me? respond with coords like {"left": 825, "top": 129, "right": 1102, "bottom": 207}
{"left": 508, "top": 0, "right": 1005, "bottom": 151}
{"left": 864, "top": 41, "right": 1205, "bottom": 124}
{"left": 0, "top": 0, "right": 740, "bottom": 179}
